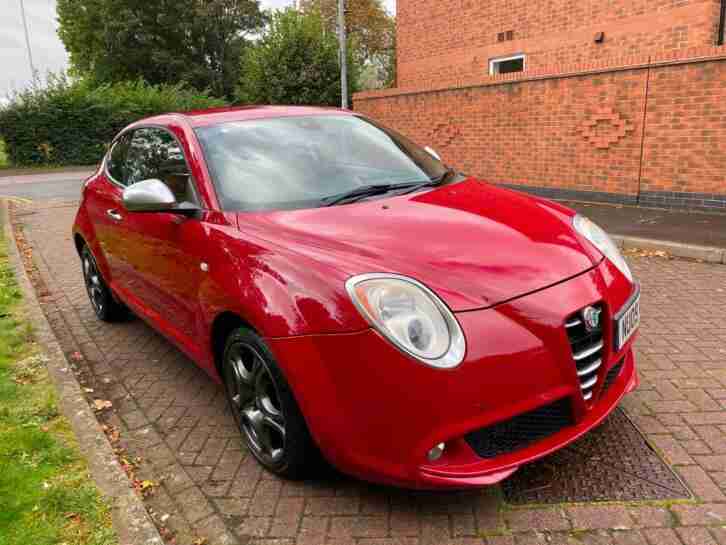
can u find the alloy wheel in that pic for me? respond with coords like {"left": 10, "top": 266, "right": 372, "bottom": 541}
{"left": 225, "top": 343, "right": 286, "bottom": 465}
{"left": 83, "top": 253, "right": 105, "bottom": 315}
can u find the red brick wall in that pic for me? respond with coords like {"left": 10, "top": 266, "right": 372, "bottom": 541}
{"left": 353, "top": 50, "right": 726, "bottom": 205}
{"left": 641, "top": 60, "right": 726, "bottom": 196}
{"left": 398, "top": 0, "right": 722, "bottom": 88}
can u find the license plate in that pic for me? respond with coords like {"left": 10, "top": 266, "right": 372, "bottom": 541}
{"left": 616, "top": 293, "right": 640, "bottom": 350}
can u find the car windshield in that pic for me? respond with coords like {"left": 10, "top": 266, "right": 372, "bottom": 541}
{"left": 194, "top": 114, "right": 448, "bottom": 211}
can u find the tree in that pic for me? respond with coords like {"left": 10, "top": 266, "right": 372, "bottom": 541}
{"left": 299, "top": 0, "right": 395, "bottom": 88}
{"left": 56, "top": 0, "right": 265, "bottom": 98}
{"left": 236, "top": 9, "right": 357, "bottom": 106}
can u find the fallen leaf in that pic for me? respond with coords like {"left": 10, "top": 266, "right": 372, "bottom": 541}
{"left": 93, "top": 399, "right": 113, "bottom": 411}
{"left": 132, "top": 478, "right": 157, "bottom": 497}
{"left": 64, "top": 512, "right": 81, "bottom": 523}
{"left": 623, "top": 247, "right": 672, "bottom": 259}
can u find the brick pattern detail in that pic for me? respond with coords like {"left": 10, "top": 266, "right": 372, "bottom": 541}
{"left": 11, "top": 195, "right": 726, "bottom": 544}
{"left": 396, "top": 0, "right": 723, "bottom": 88}
{"left": 354, "top": 49, "right": 726, "bottom": 209}
{"left": 577, "top": 107, "right": 635, "bottom": 150}
{"left": 427, "top": 122, "right": 462, "bottom": 149}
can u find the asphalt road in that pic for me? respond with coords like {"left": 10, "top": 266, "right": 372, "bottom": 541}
{"left": 568, "top": 200, "right": 726, "bottom": 249}
{"left": 0, "top": 171, "right": 89, "bottom": 202}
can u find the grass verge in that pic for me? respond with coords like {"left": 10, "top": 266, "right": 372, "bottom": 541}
{"left": 0, "top": 226, "right": 117, "bottom": 545}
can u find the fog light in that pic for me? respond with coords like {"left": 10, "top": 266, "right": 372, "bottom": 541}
{"left": 427, "top": 442, "right": 446, "bottom": 462}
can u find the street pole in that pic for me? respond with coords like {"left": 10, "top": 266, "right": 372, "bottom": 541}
{"left": 337, "top": 0, "right": 348, "bottom": 109}
{"left": 19, "top": 0, "right": 36, "bottom": 78}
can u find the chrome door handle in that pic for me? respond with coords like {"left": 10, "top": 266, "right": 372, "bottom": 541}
{"left": 106, "top": 209, "right": 123, "bottom": 221}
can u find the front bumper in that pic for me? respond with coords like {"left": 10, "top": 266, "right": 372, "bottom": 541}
{"left": 268, "top": 259, "right": 639, "bottom": 489}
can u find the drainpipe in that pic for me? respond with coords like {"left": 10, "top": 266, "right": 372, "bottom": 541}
{"left": 719, "top": 0, "right": 726, "bottom": 45}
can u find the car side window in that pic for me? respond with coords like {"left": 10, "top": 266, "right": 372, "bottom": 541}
{"left": 124, "top": 127, "right": 200, "bottom": 204}
{"left": 106, "top": 133, "right": 132, "bottom": 185}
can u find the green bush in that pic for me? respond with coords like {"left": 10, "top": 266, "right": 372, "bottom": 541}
{"left": 0, "top": 75, "right": 227, "bottom": 167}
{"left": 0, "top": 140, "right": 8, "bottom": 168}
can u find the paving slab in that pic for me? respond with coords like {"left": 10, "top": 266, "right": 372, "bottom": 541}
{"left": 8, "top": 198, "right": 726, "bottom": 544}
{"left": 567, "top": 201, "right": 726, "bottom": 250}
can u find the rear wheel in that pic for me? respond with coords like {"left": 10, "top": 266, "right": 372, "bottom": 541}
{"left": 81, "top": 245, "right": 126, "bottom": 322}
{"left": 222, "top": 328, "right": 322, "bottom": 479}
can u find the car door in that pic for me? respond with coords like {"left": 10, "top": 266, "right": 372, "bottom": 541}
{"left": 114, "top": 127, "right": 206, "bottom": 347}
{"left": 84, "top": 132, "right": 133, "bottom": 285}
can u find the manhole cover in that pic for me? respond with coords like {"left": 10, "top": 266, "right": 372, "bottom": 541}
{"left": 502, "top": 408, "right": 691, "bottom": 504}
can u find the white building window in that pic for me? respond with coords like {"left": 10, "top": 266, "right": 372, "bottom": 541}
{"left": 489, "top": 54, "right": 526, "bottom": 75}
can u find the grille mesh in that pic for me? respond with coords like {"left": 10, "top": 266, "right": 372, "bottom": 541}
{"left": 565, "top": 304, "right": 605, "bottom": 401}
{"left": 464, "top": 398, "right": 574, "bottom": 459}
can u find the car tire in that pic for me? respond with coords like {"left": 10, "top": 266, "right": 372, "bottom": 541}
{"left": 222, "top": 328, "right": 322, "bottom": 480}
{"left": 81, "top": 245, "right": 126, "bottom": 322}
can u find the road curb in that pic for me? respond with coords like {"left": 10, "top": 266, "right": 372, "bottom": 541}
{"left": 1, "top": 200, "right": 164, "bottom": 545}
{"left": 612, "top": 234, "right": 726, "bottom": 264}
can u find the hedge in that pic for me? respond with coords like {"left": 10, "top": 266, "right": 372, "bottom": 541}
{"left": 0, "top": 76, "right": 227, "bottom": 167}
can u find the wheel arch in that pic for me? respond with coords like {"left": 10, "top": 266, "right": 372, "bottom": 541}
{"left": 73, "top": 232, "right": 86, "bottom": 257}
{"left": 210, "top": 311, "right": 257, "bottom": 381}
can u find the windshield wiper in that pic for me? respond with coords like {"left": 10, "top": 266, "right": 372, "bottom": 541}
{"left": 429, "top": 167, "right": 457, "bottom": 185}
{"left": 321, "top": 170, "right": 458, "bottom": 207}
{"left": 322, "top": 183, "right": 412, "bottom": 206}
{"left": 397, "top": 168, "right": 458, "bottom": 195}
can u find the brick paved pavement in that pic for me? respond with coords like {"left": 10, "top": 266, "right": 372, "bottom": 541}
{"left": 11, "top": 199, "right": 726, "bottom": 545}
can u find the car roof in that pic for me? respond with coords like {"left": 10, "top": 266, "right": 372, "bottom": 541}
{"left": 142, "top": 105, "right": 356, "bottom": 129}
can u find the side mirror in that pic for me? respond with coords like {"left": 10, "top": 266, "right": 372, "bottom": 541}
{"left": 122, "top": 179, "right": 198, "bottom": 216}
{"left": 425, "top": 146, "right": 442, "bottom": 161}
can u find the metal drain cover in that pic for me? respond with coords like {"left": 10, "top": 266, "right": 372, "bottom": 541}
{"left": 502, "top": 408, "right": 691, "bottom": 504}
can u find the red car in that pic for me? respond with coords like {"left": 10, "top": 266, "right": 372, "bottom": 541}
{"left": 73, "top": 106, "right": 640, "bottom": 489}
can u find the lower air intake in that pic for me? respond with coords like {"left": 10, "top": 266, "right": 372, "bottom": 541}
{"left": 603, "top": 358, "right": 625, "bottom": 392}
{"left": 464, "top": 398, "right": 574, "bottom": 459}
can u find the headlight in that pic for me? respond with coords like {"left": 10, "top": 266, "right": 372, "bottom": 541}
{"left": 345, "top": 274, "right": 466, "bottom": 369}
{"left": 573, "top": 215, "right": 633, "bottom": 281}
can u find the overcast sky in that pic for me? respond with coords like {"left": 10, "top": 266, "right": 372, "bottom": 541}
{"left": 2, "top": 0, "right": 396, "bottom": 99}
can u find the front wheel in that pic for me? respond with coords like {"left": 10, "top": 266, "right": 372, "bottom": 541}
{"left": 81, "top": 245, "right": 126, "bottom": 322}
{"left": 222, "top": 328, "right": 322, "bottom": 479}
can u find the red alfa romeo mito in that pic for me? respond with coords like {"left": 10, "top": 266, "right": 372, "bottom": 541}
{"left": 73, "top": 106, "right": 640, "bottom": 489}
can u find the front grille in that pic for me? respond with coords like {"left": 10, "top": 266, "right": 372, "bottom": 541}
{"left": 602, "top": 358, "right": 624, "bottom": 392}
{"left": 565, "top": 304, "right": 605, "bottom": 401}
{"left": 464, "top": 398, "right": 574, "bottom": 459}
